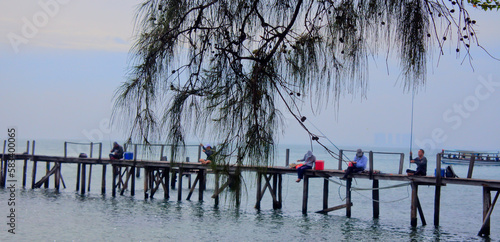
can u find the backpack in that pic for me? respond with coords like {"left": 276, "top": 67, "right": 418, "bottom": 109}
{"left": 445, "top": 165, "right": 458, "bottom": 178}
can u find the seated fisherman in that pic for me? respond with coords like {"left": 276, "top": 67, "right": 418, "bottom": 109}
{"left": 406, "top": 149, "right": 427, "bottom": 176}
{"left": 341, "top": 149, "right": 367, "bottom": 179}
{"left": 199, "top": 143, "right": 214, "bottom": 165}
{"left": 109, "top": 142, "right": 124, "bottom": 160}
{"left": 296, "top": 151, "right": 316, "bottom": 183}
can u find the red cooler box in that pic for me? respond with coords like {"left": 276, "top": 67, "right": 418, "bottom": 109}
{"left": 315, "top": 160, "right": 324, "bottom": 170}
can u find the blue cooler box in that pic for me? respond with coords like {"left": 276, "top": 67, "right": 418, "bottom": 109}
{"left": 124, "top": 152, "right": 134, "bottom": 160}
{"left": 435, "top": 168, "right": 445, "bottom": 177}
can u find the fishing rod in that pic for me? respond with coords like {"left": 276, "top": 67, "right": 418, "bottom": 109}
{"left": 409, "top": 88, "right": 415, "bottom": 168}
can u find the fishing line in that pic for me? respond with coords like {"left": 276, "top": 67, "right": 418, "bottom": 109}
{"left": 307, "top": 120, "right": 350, "bottom": 163}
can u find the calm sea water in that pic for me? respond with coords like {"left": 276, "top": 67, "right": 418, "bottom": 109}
{"left": 0, "top": 139, "right": 498, "bottom": 241}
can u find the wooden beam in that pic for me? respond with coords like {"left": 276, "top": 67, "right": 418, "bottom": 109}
{"left": 255, "top": 172, "right": 262, "bottom": 209}
{"left": 434, "top": 154, "right": 442, "bottom": 226}
{"left": 478, "top": 188, "right": 497, "bottom": 236}
{"left": 164, "top": 168, "right": 169, "bottom": 199}
{"left": 399, "top": 153, "right": 405, "bottom": 175}
{"left": 416, "top": 196, "right": 427, "bottom": 226}
{"left": 323, "top": 178, "right": 329, "bottom": 211}
{"left": 101, "top": 164, "right": 106, "bottom": 194}
{"left": 33, "top": 164, "right": 59, "bottom": 188}
{"left": 199, "top": 169, "right": 205, "bottom": 201}
{"left": 76, "top": 163, "right": 81, "bottom": 191}
{"left": 214, "top": 172, "right": 220, "bottom": 206}
{"left": 186, "top": 173, "right": 200, "bottom": 200}
{"left": 302, "top": 175, "right": 309, "bottom": 214}
{"left": 278, "top": 174, "right": 283, "bottom": 209}
{"left": 22, "top": 140, "right": 29, "bottom": 188}
{"left": 87, "top": 164, "right": 92, "bottom": 192}
{"left": 373, "top": 179, "right": 380, "bottom": 219}
{"left": 112, "top": 165, "right": 117, "bottom": 197}
{"left": 411, "top": 182, "right": 418, "bottom": 227}
{"left": 369, "top": 151, "right": 374, "bottom": 180}
{"left": 272, "top": 174, "right": 279, "bottom": 209}
{"left": 80, "top": 164, "right": 86, "bottom": 195}
{"left": 143, "top": 167, "right": 149, "bottom": 199}
{"left": 468, "top": 155, "right": 475, "bottom": 179}
{"left": 131, "top": 166, "right": 136, "bottom": 196}
{"left": 177, "top": 168, "right": 183, "bottom": 201}
{"left": 44, "top": 162, "right": 50, "bottom": 188}
{"left": 316, "top": 203, "right": 353, "bottom": 214}
{"left": 346, "top": 178, "right": 352, "bottom": 218}
{"left": 338, "top": 150, "right": 343, "bottom": 170}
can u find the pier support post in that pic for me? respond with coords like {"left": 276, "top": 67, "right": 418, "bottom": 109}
{"left": 373, "top": 179, "right": 380, "bottom": 219}
{"left": 164, "top": 168, "right": 170, "bottom": 199}
{"left": 198, "top": 169, "right": 205, "bottom": 201}
{"left": 278, "top": 174, "right": 283, "bottom": 209}
{"left": 346, "top": 178, "right": 352, "bottom": 218}
{"left": 285, "top": 149, "right": 290, "bottom": 167}
{"left": 112, "top": 165, "right": 117, "bottom": 197}
{"left": 434, "top": 154, "right": 442, "bottom": 226}
{"left": 411, "top": 182, "right": 418, "bottom": 227}
{"left": 87, "top": 164, "right": 92, "bottom": 192}
{"left": 101, "top": 164, "right": 106, "bottom": 194}
{"left": 177, "top": 168, "right": 183, "bottom": 201}
{"left": 302, "top": 175, "right": 309, "bottom": 215}
{"left": 143, "top": 167, "right": 149, "bottom": 199}
{"left": 76, "top": 163, "right": 81, "bottom": 191}
{"left": 272, "top": 174, "right": 279, "bottom": 209}
{"left": 214, "top": 171, "right": 220, "bottom": 207}
{"left": 478, "top": 188, "right": 499, "bottom": 237}
{"left": 323, "top": 178, "right": 329, "bottom": 211}
{"left": 22, "top": 140, "right": 29, "bottom": 188}
{"left": 45, "top": 162, "right": 50, "bottom": 188}
{"left": 130, "top": 166, "right": 136, "bottom": 196}
{"left": 80, "top": 164, "right": 86, "bottom": 195}
{"left": 255, "top": 172, "right": 262, "bottom": 210}
{"left": 54, "top": 163, "right": 61, "bottom": 190}
{"left": 338, "top": 150, "right": 343, "bottom": 170}
{"left": 30, "top": 140, "right": 37, "bottom": 189}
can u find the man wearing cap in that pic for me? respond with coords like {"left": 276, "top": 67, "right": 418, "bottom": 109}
{"left": 406, "top": 149, "right": 427, "bottom": 176}
{"left": 199, "top": 143, "right": 214, "bottom": 164}
{"left": 109, "top": 142, "right": 124, "bottom": 160}
{"left": 341, "top": 149, "right": 367, "bottom": 179}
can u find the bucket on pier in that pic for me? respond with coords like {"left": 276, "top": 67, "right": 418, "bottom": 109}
{"left": 315, "top": 160, "right": 324, "bottom": 170}
{"left": 124, "top": 152, "right": 134, "bottom": 160}
{"left": 435, "top": 168, "right": 445, "bottom": 177}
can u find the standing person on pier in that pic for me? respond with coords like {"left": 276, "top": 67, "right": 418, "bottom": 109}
{"left": 296, "top": 151, "right": 316, "bottom": 183}
{"left": 199, "top": 144, "right": 214, "bottom": 165}
{"left": 109, "top": 142, "right": 124, "bottom": 160}
{"left": 341, "top": 149, "right": 367, "bottom": 180}
{"left": 406, "top": 149, "right": 427, "bottom": 176}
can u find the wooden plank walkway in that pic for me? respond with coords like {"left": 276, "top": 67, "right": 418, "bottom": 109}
{"left": 2, "top": 147, "right": 500, "bottom": 237}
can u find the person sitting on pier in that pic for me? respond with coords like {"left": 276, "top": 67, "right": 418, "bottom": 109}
{"left": 109, "top": 142, "right": 124, "bottom": 160}
{"left": 406, "top": 149, "right": 427, "bottom": 176}
{"left": 295, "top": 151, "right": 316, "bottom": 183}
{"left": 341, "top": 149, "right": 367, "bottom": 180}
{"left": 199, "top": 143, "right": 214, "bottom": 165}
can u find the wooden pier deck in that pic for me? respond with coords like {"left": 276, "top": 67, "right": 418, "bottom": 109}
{"left": 1, "top": 141, "right": 499, "bottom": 237}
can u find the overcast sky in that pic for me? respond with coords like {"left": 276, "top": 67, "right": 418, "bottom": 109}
{"left": 1, "top": 0, "right": 499, "bottom": 154}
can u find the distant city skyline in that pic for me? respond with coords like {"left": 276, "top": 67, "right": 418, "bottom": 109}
{"left": 1, "top": 1, "right": 499, "bottom": 154}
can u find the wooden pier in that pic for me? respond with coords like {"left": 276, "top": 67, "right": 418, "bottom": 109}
{"left": 1, "top": 141, "right": 500, "bottom": 237}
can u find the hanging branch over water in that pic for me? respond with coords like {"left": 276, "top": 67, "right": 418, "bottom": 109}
{"left": 114, "top": 0, "right": 486, "bottom": 167}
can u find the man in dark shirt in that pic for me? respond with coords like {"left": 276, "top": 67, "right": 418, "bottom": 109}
{"left": 109, "top": 142, "right": 124, "bottom": 160}
{"left": 199, "top": 143, "right": 214, "bottom": 164}
{"left": 406, "top": 149, "right": 427, "bottom": 176}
